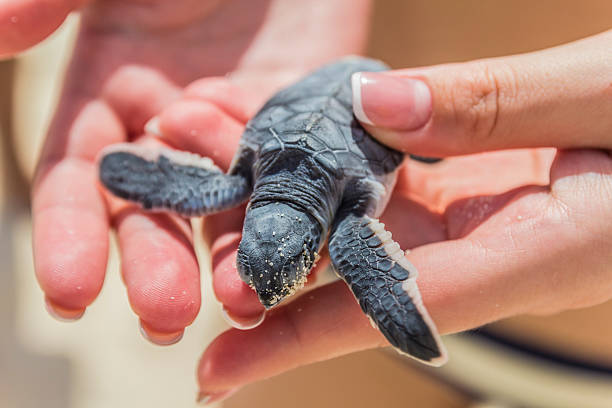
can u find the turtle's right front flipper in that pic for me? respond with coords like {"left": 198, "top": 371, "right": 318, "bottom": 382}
{"left": 328, "top": 212, "right": 447, "bottom": 366}
{"left": 99, "top": 144, "right": 251, "bottom": 217}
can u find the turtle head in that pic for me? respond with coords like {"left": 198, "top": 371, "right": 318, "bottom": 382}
{"left": 237, "top": 202, "right": 323, "bottom": 308}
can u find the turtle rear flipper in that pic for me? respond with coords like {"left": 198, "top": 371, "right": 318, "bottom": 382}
{"left": 328, "top": 212, "right": 447, "bottom": 366}
{"left": 99, "top": 144, "right": 251, "bottom": 216}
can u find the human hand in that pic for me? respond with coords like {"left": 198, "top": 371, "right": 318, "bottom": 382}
{"left": 2, "top": 0, "right": 371, "bottom": 343}
{"left": 193, "top": 30, "right": 612, "bottom": 400}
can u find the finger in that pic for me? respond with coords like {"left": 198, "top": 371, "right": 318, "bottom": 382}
{"left": 429, "top": 148, "right": 612, "bottom": 323}
{"left": 34, "top": 54, "right": 180, "bottom": 319}
{"left": 113, "top": 207, "right": 200, "bottom": 343}
{"left": 352, "top": 30, "right": 612, "bottom": 156}
{"left": 100, "top": 137, "right": 203, "bottom": 342}
{"left": 205, "top": 207, "right": 265, "bottom": 328}
{"left": 101, "top": 66, "right": 199, "bottom": 340}
{"left": 197, "top": 281, "right": 384, "bottom": 396}
{"left": 101, "top": 65, "right": 180, "bottom": 136}
{"left": 148, "top": 98, "right": 243, "bottom": 170}
{"left": 33, "top": 100, "right": 124, "bottom": 315}
{"left": 0, "top": 0, "right": 86, "bottom": 57}
{"left": 398, "top": 148, "right": 555, "bottom": 212}
{"left": 183, "top": 77, "right": 261, "bottom": 123}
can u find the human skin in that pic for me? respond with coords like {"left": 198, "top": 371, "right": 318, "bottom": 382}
{"left": 1, "top": 0, "right": 371, "bottom": 341}
{"left": 187, "top": 31, "right": 612, "bottom": 401}
{"left": 4, "top": 0, "right": 612, "bottom": 402}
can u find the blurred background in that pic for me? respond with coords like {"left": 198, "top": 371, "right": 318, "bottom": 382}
{"left": 2, "top": 1, "right": 612, "bottom": 407}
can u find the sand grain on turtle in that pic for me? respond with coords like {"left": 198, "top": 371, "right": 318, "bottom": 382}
{"left": 99, "top": 57, "right": 447, "bottom": 365}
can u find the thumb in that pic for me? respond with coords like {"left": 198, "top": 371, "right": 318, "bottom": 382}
{"left": 353, "top": 30, "right": 612, "bottom": 156}
{"left": 0, "top": 0, "right": 86, "bottom": 58}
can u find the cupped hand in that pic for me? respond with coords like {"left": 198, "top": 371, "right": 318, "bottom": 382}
{"left": 193, "top": 30, "right": 612, "bottom": 400}
{"left": 2, "top": 0, "right": 371, "bottom": 342}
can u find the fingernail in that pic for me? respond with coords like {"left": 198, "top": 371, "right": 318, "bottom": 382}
{"left": 221, "top": 307, "right": 265, "bottom": 330}
{"left": 139, "top": 320, "right": 184, "bottom": 346}
{"left": 352, "top": 72, "right": 432, "bottom": 130}
{"left": 196, "top": 389, "right": 239, "bottom": 405}
{"left": 44, "top": 297, "right": 85, "bottom": 322}
{"left": 144, "top": 116, "right": 162, "bottom": 137}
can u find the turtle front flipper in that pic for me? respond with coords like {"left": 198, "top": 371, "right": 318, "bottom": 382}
{"left": 99, "top": 144, "right": 251, "bottom": 216}
{"left": 328, "top": 212, "right": 447, "bottom": 366}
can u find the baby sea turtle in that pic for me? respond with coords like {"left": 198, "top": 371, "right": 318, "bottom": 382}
{"left": 99, "top": 57, "right": 447, "bottom": 365}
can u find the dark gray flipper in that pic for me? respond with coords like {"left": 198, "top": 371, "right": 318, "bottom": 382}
{"left": 99, "top": 144, "right": 251, "bottom": 216}
{"left": 328, "top": 212, "right": 447, "bottom": 366}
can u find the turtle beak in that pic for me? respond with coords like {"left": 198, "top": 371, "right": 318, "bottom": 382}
{"left": 258, "top": 293, "right": 286, "bottom": 310}
{"left": 250, "top": 266, "right": 296, "bottom": 309}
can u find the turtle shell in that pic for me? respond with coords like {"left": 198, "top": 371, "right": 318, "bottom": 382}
{"left": 239, "top": 57, "right": 404, "bottom": 204}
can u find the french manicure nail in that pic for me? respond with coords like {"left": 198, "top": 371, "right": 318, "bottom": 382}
{"left": 197, "top": 389, "right": 238, "bottom": 405}
{"left": 44, "top": 297, "right": 85, "bottom": 322}
{"left": 352, "top": 72, "right": 432, "bottom": 131}
{"left": 221, "top": 307, "right": 265, "bottom": 330}
{"left": 351, "top": 72, "right": 374, "bottom": 125}
{"left": 139, "top": 321, "right": 184, "bottom": 346}
{"left": 144, "top": 116, "right": 162, "bottom": 137}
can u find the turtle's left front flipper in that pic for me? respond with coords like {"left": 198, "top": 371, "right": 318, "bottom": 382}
{"left": 328, "top": 212, "right": 447, "bottom": 366}
{"left": 99, "top": 144, "right": 251, "bottom": 216}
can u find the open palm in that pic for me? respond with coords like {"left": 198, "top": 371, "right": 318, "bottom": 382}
{"left": 1, "top": 0, "right": 371, "bottom": 342}
{"left": 194, "top": 145, "right": 611, "bottom": 399}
